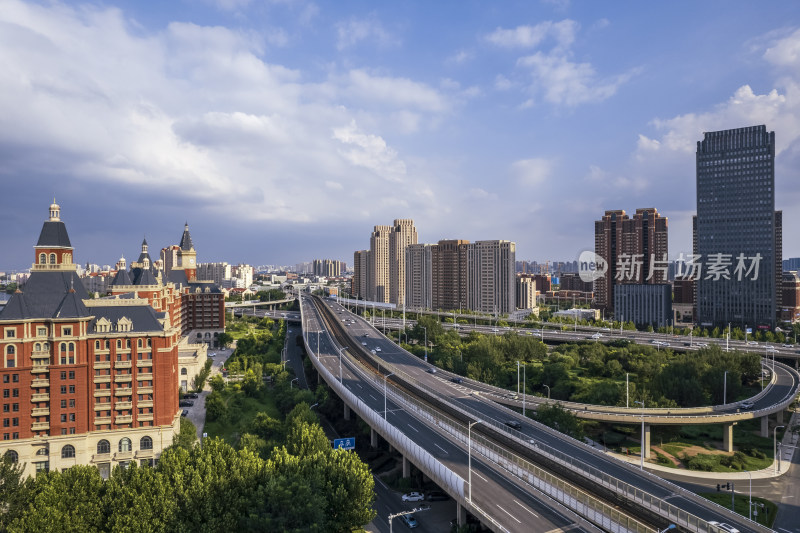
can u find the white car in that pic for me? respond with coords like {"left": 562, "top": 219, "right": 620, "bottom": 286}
{"left": 362, "top": 342, "right": 367, "bottom": 346}
{"left": 766, "top": 345, "right": 776, "bottom": 352}
{"left": 747, "top": 341, "right": 759, "bottom": 345}
{"left": 375, "top": 347, "right": 381, "bottom": 352}
{"left": 708, "top": 522, "right": 740, "bottom": 533}
{"left": 401, "top": 492, "right": 424, "bottom": 502}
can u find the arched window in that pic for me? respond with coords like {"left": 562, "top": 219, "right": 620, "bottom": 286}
{"left": 49, "top": 253, "right": 56, "bottom": 264}
{"left": 36, "top": 447, "right": 48, "bottom": 456}
{"left": 105, "top": 340, "right": 110, "bottom": 349}
{"left": 97, "top": 440, "right": 110, "bottom": 454}
{"left": 34, "top": 343, "right": 41, "bottom": 351}
{"left": 147, "top": 339, "right": 151, "bottom": 347}
{"left": 119, "top": 438, "right": 131, "bottom": 453}
{"left": 61, "top": 445, "right": 75, "bottom": 459}
{"left": 39, "top": 253, "right": 46, "bottom": 264}
{"left": 126, "top": 340, "right": 131, "bottom": 349}
{"left": 181, "top": 368, "right": 187, "bottom": 375}
{"left": 4, "top": 450, "right": 18, "bottom": 463}
{"left": 60, "top": 343, "right": 67, "bottom": 354}
{"left": 43, "top": 342, "right": 49, "bottom": 350}
{"left": 137, "top": 339, "right": 143, "bottom": 348}
{"left": 95, "top": 340, "right": 100, "bottom": 349}
{"left": 6, "top": 345, "right": 14, "bottom": 355}
{"left": 140, "top": 436, "right": 153, "bottom": 450}
{"left": 68, "top": 342, "right": 75, "bottom": 352}
{"left": 116, "top": 340, "right": 122, "bottom": 349}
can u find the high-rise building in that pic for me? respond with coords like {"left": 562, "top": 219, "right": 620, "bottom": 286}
{"left": 466, "top": 240, "right": 516, "bottom": 314}
{"left": 594, "top": 208, "right": 668, "bottom": 313}
{"left": 352, "top": 251, "right": 368, "bottom": 299}
{"left": 197, "top": 262, "right": 231, "bottom": 285}
{"left": 431, "top": 240, "right": 470, "bottom": 311}
{"left": 405, "top": 244, "right": 433, "bottom": 309}
{"left": 368, "top": 226, "right": 392, "bottom": 303}
{"left": 695, "top": 125, "right": 781, "bottom": 328}
{"left": 389, "top": 219, "right": 418, "bottom": 306}
{"left": 312, "top": 259, "right": 343, "bottom": 278}
{"left": 515, "top": 275, "right": 537, "bottom": 310}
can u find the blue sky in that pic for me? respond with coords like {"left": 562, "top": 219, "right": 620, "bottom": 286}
{"left": 2, "top": 0, "right": 800, "bottom": 270}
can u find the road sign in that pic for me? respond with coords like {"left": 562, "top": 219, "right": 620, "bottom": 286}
{"left": 333, "top": 437, "right": 355, "bottom": 450}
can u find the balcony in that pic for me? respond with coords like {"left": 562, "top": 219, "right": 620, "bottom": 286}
{"left": 137, "top": 373, "right": 153, "bottom": 381}
{"left": 115, "top": 401, "right": 133, "bottom": 410}
{"left": 31, "top": 378, "right": 50, "bottom": 388}
{"left": 137, "top": 414, "right": 154, "bottom": 422}
{"left": 136, "top": 448, "right": 154, "bottom": 458}
{"left": 137, "top": 386, "right": 154, "bottom": 394}
{"left": 138, "top": 400, "right": 153, "bottom": 408}
{"left": 31, "top": 366, "right": 49, "bottom": 374}
{"left": 114, "top": 388, "right": 133, "bottom": 397}
{"left": 114, "top": 361, "right": 132, "bottom": 369}
{"left": 115, "top": 451, "right": 133, "bottom": 461}
{"left": 94, "top": 403, "right": 111, "bottom": 411}
{"left": 93, "top": 389, "right": 112, "bottom": 398}
{"left": 94, "top": 416, "right": 111, "bottom": 425}
{"left": 93, "top": 376, "right": 111, "bottom": 384}
{"left": 31, "top": 421, "right": 50, "bottom": 431}
{"left": 92, "top": 453, "right": 111, "bottom": 463}
{"left": 31, "top": 407, "right": 50, "bottom": 416}
{"left": 31, "top": 351, "right": 51, "bottom": 359}
{"left": 136, "top": 359, "right": 152, "bottom": 367}
{"left": 115, "top": 415, "right": 133, "bottom": 424}
{"left": 31, "top": 393, "right": 50, "bottom": 402}
{"left": 115, "top": 374, "right": 133, "bottom": 383}
{"left": 94, "top": 361, "right": 111, "bottom": 369}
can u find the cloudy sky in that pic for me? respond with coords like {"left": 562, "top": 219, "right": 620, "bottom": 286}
{"left": 2, "top": 0, "right": 800, "bottom": 271}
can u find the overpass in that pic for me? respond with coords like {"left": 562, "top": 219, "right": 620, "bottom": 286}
{"left": 301, "top": 294, "right": 775, "bottom": 533}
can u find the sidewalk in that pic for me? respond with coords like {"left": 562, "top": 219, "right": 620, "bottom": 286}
{"left": 586, "top": 410, "right": 798, "bottom": 480}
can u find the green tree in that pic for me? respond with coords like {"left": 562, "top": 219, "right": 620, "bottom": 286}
{"left": 535, "top": 403, "right": 585, "bottom": 440}
{"left": 209, "top": 374, "right": 226, "bottom": 393}
{"left": 0, "top": 454, "right": 28, "bottom": 529}
{"left": 104, "top": 462, "right": 177, "bottom": 532}
{"left": 205, "top": 391, "right": 228, "bottom": 422}
{"left": 174, "top": 417, "right": 198, "bottom": 449}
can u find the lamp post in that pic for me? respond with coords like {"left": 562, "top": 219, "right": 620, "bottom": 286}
{"left": 290, "top": 378, "right": 298, "bottom": 389}
{"left": 775, "top": 425, "right": 785, "bottom": 474}
{"left": 516, "top": 361, "right": 520, "bottom": 396}
{"left": 383, "top": 372, "right": 394, "bottom": 419}
{"left": 522, "top": 363, "right": 527, "bottom": 417}
{"left": 659, "top": 526, "right": 676, "bottom": 533}
{"left": 543, "top": 384, "right": 550, "bottom": 399}
{"left": 745, "top": 470, "right": 752, "bottom": 521}
{"left": 422, "top": 326, "right": 428, "bottom": 362}
{"left": 626, "top": 373, "right": 629, "bottom": 408}
{"left": 635, "top": 400, "right": 645, "bottom": 469}
{"left": 723, "top": 370, "right": 728, "bottom": 405}
{"left": 338, "top": 347, "right": 346, "bottom": 383}
{"left": 468, "top": 420, "right": 483, "bottom": 504}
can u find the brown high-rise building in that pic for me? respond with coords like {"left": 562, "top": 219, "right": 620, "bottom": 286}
{"left": 431, "top": 240, "right": 470, "bottom": 311}
{"left": 389, "top": 219, "right": 418, "bottom": 306}
{"left": 594, "top": 208, "right": 668, "bottom": 313}
{"left": 368, "top": 225, "right": 392, "bottom": 303}
{"left": 352, "top": 250, "right": 368, "bottom": 299}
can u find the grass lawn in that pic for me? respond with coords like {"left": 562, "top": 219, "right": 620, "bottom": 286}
{"left": 204, "top": 387, "right": 281, "bottom": 444}
{"left": 699, "top": 493, "right": 777, "bottom": 528}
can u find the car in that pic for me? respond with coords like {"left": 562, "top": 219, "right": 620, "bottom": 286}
{"left": 506, "top": 393, "right": 519, "bottom": 400}
{"left": 179, "top": 400, "right": 193, "bottom": 407}
{"left": 491, "top": 328, "right": 499, "bottom": 332}
{"left": 697, "top": 342, "right": 709, "bottom": 347}
{"left": 400, "top": 514, "right": 418, "bottom": 528}
{"left": 401, "top": 492, "right": 425, "bottom": 502}
{"left": 426, "top": 491, "right": 449, "bottom": 501}
{"left": 181, "top": 409, "right": 189, "bottom": 417}
{"left": 363, "top": 333, "right": 369, "bottom": 337}
{"left": 591, "top": 333, "right": 602, "bottom": 339}
{"left": 362, "top": 342, "right": 368, "bottom": 346}
{"left": 601, "top": 327, "right": 611, "bottom": 331}
{"left": 504, "top": 420, "right": 522, "bottom": 430}
{"left": 183, "top": 393, "right": 199, "bottom": 399}
{"left": 740, "top": 401, "right": 755, "bottom": 410}
{"left": 783, "top": 344, "right": 794, "bottom": 348}
{"left": 208, "top": 353, "right": 215, "bottom": 358}
{"left": 747, "top": 341, "right": 759, "bottom": 345}
{"left": 371, "top": 350, "right": 376, "bottom": 355}
{"left": 426, "top": 368, "right": 437, "bottom": 374}
{"left": 766, "top": 345, "right": 776, "bottom": 352}
{"left": 450, "top": 377, "right": 463, "bottom": 384}
{"left": 708, "top": 522, "right": 740, "bottom": 533}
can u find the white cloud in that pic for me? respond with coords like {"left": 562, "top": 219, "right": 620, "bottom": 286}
{"left": 335, "top": 14, "right": 398, "bottom": 50}
{"left": 332, "top": 120, "right": 407, "bottom": 180}
{"left": 447, "top": 50, "right": 473, "bottom": 65}
{"left": 763, "top": 27, "right": 800, "bottom": 68}
{"left": 344, "top": 69, "right": 448, "bottom": 113}
{"left": 485, "top": 20, "right": 578, "bottom": 50}
{"left": 512, "top": 158, "right": 554, "bottom": 187}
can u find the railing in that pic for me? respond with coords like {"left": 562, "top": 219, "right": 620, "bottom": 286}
{"left": 93, "top": 376, "right": 111, "bottom": 383}
{"left": 94, "top": 362, "right": 111, "bottom": 369}
{"left": 114, "top": 361, "right": 132, "bottom": 369}
{"left": 114, "top": 388, "right": 133, "bottom": 396}
{"left": 31, "top": 393, "right": 50, "bottom": 402}
{"left": 31, "top": 378, "right": 50, "bottom": 388}
{"left": 31, "top": 421, "right": 50, "bottom": 430}
{"left": 31, "top": 407, "right": 50, "bottom": 416}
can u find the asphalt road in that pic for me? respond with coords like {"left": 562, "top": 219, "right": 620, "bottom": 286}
{"left": 316, "top": 298, "right": 770, "bottom": 533}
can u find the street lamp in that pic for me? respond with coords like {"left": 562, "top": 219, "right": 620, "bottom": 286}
{"left": 290, "top": 378, "right": 298, "bottom": 389}
{"left": 338, "top": 347, "right": 346, "bottom": 383}
{"left": 745, "top": 470, "right": 752, "bottom": 521}
{"left": 626, "top": 373, "right": 629, "bottom": 408}
{"left": 774, "top": 425, "right": 785, "bottom": 474}
{"left": 422, "top": 326, "right": 428, "bottom": 362}
{"left": 723, "top": 370, "right": 729, "bottom": 405}
{"left": 468, "top": 420, "right": 483, "bottom": 504}
{"left": 516, "top": 361, "right": 520, "bottom": 396}
{"left": 543, "top": 384, "right": 550, "bottom": 399}
{"left": 383, "top": 372, "right": 394, "bottom": 419}
{"left": 522, "top": 363, "right": 527, "bottom": 417}
{"left": 634, "top": 400, "right": 645, "bottom": 469}
{"left": 659, "top": 526, "right": 676, "bottom": 533}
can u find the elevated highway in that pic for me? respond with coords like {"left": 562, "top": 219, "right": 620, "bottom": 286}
{"left": 303, "top": 294, "right": 776, "bottom": 533}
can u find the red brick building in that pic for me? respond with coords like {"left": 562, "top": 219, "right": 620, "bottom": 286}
{"left": 0, "top": 202, "right": 181, "bottom": 477}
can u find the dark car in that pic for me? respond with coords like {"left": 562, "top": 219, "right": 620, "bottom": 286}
{"left": 426, "top": 491, "right": 449, "bottom": 501}
{"left": 181, "top": 409, "right": 189, "bottom": 417}
{"left": 505, "top": 420, "right": 522, "bottom": 430}
{"left": 183, "top": 393, "right": 198, "bottom": 399}
{"left": 179, "top": 400, "right": 194, "bottom": 407}
{"left": 450, "top": 377, "right": 463, "bottom": 384}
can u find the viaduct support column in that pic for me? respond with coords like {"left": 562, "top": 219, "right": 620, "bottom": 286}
{"left": 343, "top": 404, "right": 351, "bottom": 421}
{"left": 643, "top": 423, "right": 651, "bottom": 459}
{"left": 370, "top": 428, "right": 378, "bottom": 448}
{"left": 722, "top": 423, "right": 733, "bottom": 453}
{"left": 456, "top": 503, "right": 467, "bottom": 527}
{"left": 761, "top": 416, "right": 769, "bottom": 438}
{"left": 402, "top": 456, "right": 411, "bottom": 478}
{"left": 778, "top": 410, "right": 784, "bottom": 425}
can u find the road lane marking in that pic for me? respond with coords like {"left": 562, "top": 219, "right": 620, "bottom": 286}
{"left": 369, "top": 394, "right": 378, "bottom": 401}
{"left": 495, "top": 504, "right": 521, "bottom": 523}
{"left": 434, "top": 443, "right": 449, "bottom": 454}
{"left": 407, "top": 424, "right": 419, "bottom": 432}
{"left": 472, "top": 470, "right": 488, "bottom": 482}
{"left": 514, "top": 499, "right": 538, "bottom": 518}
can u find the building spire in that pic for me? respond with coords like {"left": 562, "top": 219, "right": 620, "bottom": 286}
{"left": 49, "top": 198, "right": 61, "bottom": 221}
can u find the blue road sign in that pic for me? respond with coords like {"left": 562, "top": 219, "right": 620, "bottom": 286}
{"left": 333, "top": 437, "right": 355, "bottom": 450}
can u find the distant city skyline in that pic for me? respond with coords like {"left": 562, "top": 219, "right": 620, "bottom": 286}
{"left": 2, "top": 1, "right": 800, "bottom": 270}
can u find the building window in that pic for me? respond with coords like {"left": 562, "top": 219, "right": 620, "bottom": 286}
{"left": 181, "top": 368, "right": 188, "bottom": 375}
{"left": 69, "top": 371, "right": 75, "bottom": 379}
{"left": 38, "top": 327, "right": 47, "bottom": 336}
{"left": 97, "top": 440, "right": 110, "bottom": 454}
{"left": 36, "top": 447, "right": 48, "bottom": 457}
{"left": 69, "top": 399, "right": 75, "bottom": 407}
{"left": 4, "top": 450, "right": 17, "bottom": 463}
{"left": 49, "top": 253, "right": 56, "bottom": 264}
{"left": 69, "top": 385, "right": 75, "bottom": 394}
{"left": 60, "top": 400, "right": 66, "bottom": 408}
{"left": 61, "top": 414, "right": 67, "bottom": 422}
{"left": 69, "top": 413, "right": 75, "bottom": 422}
{"left": 60, "top": 386, "right": 67, "bottom": 394}
{"left": 95, "top": 341, "right": 101, "bottom": 350}
{"left": 63, "top": 327, "right": 72, "bottom": 336}
{"left": 140, "top": 436, "right": 153, "bottom": 450}
{"left": 35, "top": 461, "right": 49, "bottom": 475}
{"left": 40, "top": 253, "right": 46, "bottom": 264}
{"left": 137, "top": 339, "right": 143, "bottom": 349}
{"left": 119, "top": 437, "right": 131, "bottom": 453}
{"left": 61, "top": 371, "right": 66, "bottom": 380}
{"left": 61, "top": 445, "right": 75, "bottom": 459}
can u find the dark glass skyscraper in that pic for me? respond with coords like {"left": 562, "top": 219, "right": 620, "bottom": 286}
{"left": 694, "top": 125, "right": 781, "bottom": 328}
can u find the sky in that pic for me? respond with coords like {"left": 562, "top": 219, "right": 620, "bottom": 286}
{"left": 2, "top": 0, "right": 800, "bottom": 271}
